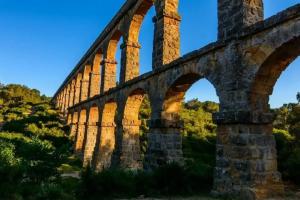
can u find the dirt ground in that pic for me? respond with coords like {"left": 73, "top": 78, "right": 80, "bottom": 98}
{"left": 119, "top": 191, "right": 300, "bottom": 200}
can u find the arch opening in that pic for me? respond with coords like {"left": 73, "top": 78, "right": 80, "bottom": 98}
{"left": 89, "top": 52, "right": 102, "bottom": 98}
{"left": 121, "top": 88, "right": 151, "bottom": 169}
{"left": 129, "top": 2, "right": 155, "bottom": 75}
{"left": 250, "top": 36, "right": 300, "bottom": 189}
{"left": 75, "top": 108, "right": 87, "bottom": 158}
{"left": 93, "top": 100, "right": 117, "bottom": 171}
{"left": 74, "top": 73, "right": 83, "bottom": 105}
{"left": 103, "top": 31, "right": 123, "bottom": 92}
{"left": 83, "top": 105, "right": 100, "bottom": 167}
{"left": 70, "top": 111, "right": 78, "bottom": 140}
{"left": 250, "top": 37, "right": 300, "bottom": 112}
{"left": 81, "top": 65, "right": 92, "bottom": 102}
{"left": 161, "top": 73, "right": 219, "bottom": 191}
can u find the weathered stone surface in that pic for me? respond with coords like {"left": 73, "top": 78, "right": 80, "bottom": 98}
{"left": 52, "top": 1, "right": 300, "bottom": 199}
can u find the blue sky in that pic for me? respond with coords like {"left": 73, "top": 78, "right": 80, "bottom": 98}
{"left": 0, "top": 0, "right": 299, "bottom": 108}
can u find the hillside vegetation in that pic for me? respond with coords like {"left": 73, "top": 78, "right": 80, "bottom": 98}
{"left": 0, "top": 83, "right": 299, "bottom": 199}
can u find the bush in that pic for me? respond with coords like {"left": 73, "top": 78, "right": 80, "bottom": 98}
{"left": 274, "top": 129, "right": 300, "bottom": 185}
{"left": 77, "top": 163, "right": 213, "bottom": 199}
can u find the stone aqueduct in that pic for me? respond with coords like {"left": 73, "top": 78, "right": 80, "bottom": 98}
{"left": 52, "top": 0, "right": 300, "bottom": 199}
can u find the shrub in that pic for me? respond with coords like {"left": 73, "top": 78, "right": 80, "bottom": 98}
{"left": 274, "top": 129, "right": 300, "bottom": 185}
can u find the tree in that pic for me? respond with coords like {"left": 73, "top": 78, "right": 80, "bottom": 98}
{"left": 297, "top": 92, "right": 300, "bottom": 103}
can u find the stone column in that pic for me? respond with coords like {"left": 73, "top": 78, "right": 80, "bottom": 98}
{"left": 63, "top": 88, "right": 70, "bottom": 114}
{"left": 212, "top": 111, "right": 284, "bottom": 200}
{"left": 119, "top": 119, "right": 143, "bottom": 169}
{"left": 89, "top": 72, "right": 101, "bottom": 98}
{"left": 120, "top": 41, "right": 141, "bottom": 84}
{"left": 93, "top": 122, "right": 116, "bottom": 172}
{"left": 70, "top": 122, "right": 78, "bottom": 140}
{"left": 60, "top": 90, "right": 65, "bottom": 113}
{"left": 68, "top": 82, "right": 75, "bottom": 108}
{"left": 67, "top": 113, "right": 72, "bottom": 125}
{"left": 83, "top": 122, "right": 99, "bottom": 167}
{"left": 144, "top": 119, "right": 183, "bottom": 170}
{"left": 101, "top": 59, "right": 117, "bottom": 93}
{"left": 153, "top": 0, "right": 181, "bottom": 69}
{"left": 218, "top": 0, "right": 264, "bottom": 40}
{"left": 74, "top": 75, "right": 82, "bottom": 105}
{"left": 80, "top": 80, "right": 90, "bottom": 102}
{"left": 57, "top": 94, "right": 62, "bottom": 111}
{"left": 74, "top": 122, "right": 87, "bottom": 159}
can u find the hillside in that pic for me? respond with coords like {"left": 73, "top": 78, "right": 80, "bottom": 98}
{"left": 0, "top": 84, "right": 299, "bottom": 199}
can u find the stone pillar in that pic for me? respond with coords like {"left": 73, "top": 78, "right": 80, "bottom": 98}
{"left": 55, "top": 96, "right": 59, "bottom": 109}
{"left": 74, "top": 74, "right": 82, "bottom": 105}
{"left": 119, "top": 119, "right": 143, "bottom": 169}
{"left": 218, "top": 0, "right": 264, "bottom": 40}
{"left": 67, "top": 113, "right": 72, "bottom": 125}
{"left": 57, "top": 94, "right": 62, "bottom": 111}
{"left": 144, "top": 119, "right": 183, "bottom": 170}
{"left": 212, "top": 111, "right": 284, "bottom": 200}
{"left": 70, "top": 122, "right": 78, "bottom": 140}
{"left": 120, "top": 41, "right": 141, "bottom": 84}
{"left": 100, "top": 59, "right": 117, "bottom": 93}
{"left": 153, "top": 0, "right": 181, "bottom": 69}
{"left": 63, "top": 87, "right": 70, "bottom": 114}
{"left": 60, "top": 90, "right": 66, "bottom": 113}
{"left": 83, "top": 122, "right": 99, "bottom": 167}
{"left": 68, "top": 82, "right": 75, "bottom": 108}
{"left": 80, "top": 80, "right": 89, "bottom": 102}
{"left": 93, "top": 122, "right": 116, "bottom": 172}
{"left": 75, "top": 122, "right": 87, "bottom": 158}
{"left": 89, "top": 72, "right": 101, "bottom": 98}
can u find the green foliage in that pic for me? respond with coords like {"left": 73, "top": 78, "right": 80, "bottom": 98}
{"left": 0, "top": 84, "right": 78, "bottom": 199}
{"left": 0, "top": 84, "right": 50, "bottom": 104}
{"left": 273, "top": 103, "right": 300, "bottom": 138}
{"left": 180, "top": 99, "right": 218, "bottom": 138}
{"left": 297, "top": 92, "right": 300, "bottom": 103}
{"left": 77, "top": 163, "right": 212, "bottom": 199}
{"left": 274, "top": 129, "right": 300, "bottom": 185}
{"left": 0, "top": 83, "right": 299, "bottom": 198}
{"left": 139, "top": 96, "right": 151, "bottom": 155}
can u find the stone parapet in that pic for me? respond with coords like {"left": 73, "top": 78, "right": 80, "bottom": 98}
{"left": 213, "top": 111, "right": 274, "bottom": 125}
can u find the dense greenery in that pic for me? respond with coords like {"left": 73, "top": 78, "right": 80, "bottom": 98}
{"left": 0, "top": 83, "right": 299, "bottom": 199}
{"left": 0, "top": 84, "right": 79, "bottom": 199}
{"left": 272, "top": 103, "right": 300, "bottom": 184}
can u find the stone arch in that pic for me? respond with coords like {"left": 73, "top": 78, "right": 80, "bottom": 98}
{"left": 250, "top": 36, "right": 300, "bottom": 112}
{"left": 62, "top": 86, "right": 70, "bottom": 113}
{"left": 75, "top": 108, "right": 87, "bottom": 158}
{"left": 74, "top": 73, "right": 83, "bottom": 105}
{"left": 127, "top": 0, "right": 154, "bottom": 43}
{"left": 81, "top": 64, "right": 92, "bottom": 102}
{"left": 162, "top": 73, "right": 203, "bottom": 121}
{"left": 107, "top": 30, "right": 123, "bottom": 60}
{"left": 212, "top": 35, "right": 300, "bottom": 199}
{"left": 145, "top": 71, "right": 219, "bottom": 169}
{"left": 68, "top": 79, "right": 76, "bottom": 107}
{"left": 67, "top": 112, "right": 72, "bottom": 125}
{"left": 101, "top": 30, "right": 124, "bottom": 92}
{"left": 70, "top": 111, "right": 79, "bottom": 139}
{"left": 119, "top": 88, "right": 151, "bottom": 169}
{"left": 120, "top": 0, "right": 154, "bottom": 83}
{"left": 93, "top": 100, "right": 118, "bottom": 171}
{"left": 83, "top": 104, "right": 100, "bottom": 167}
{"left": 161, "top": 69, "right": 220, "bottom": 121}
{"left": 89, "top": 52, "right": 103, "bottom": 97}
